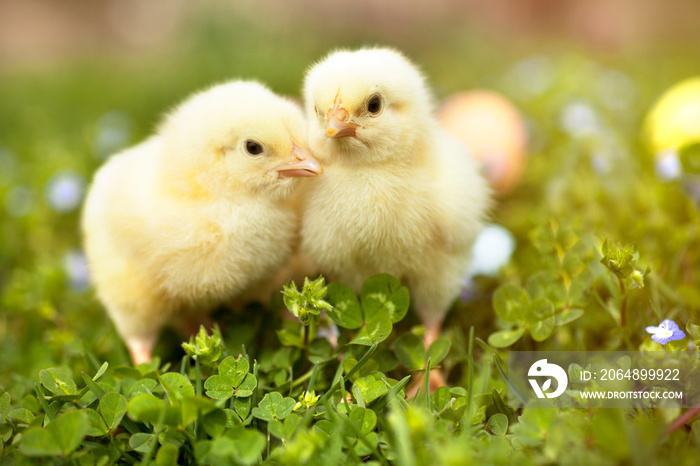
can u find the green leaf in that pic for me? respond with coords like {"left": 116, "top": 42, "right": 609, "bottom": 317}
{"left": 326, "top": 283, "right": 364, "bottom": 329}
{"left": 127, "top": 378, "right": 158, "bottom": 398}
{"left": 562, "top": 242, "right": 588, "bottom": 278}
{"left": 276, "top": 328, "right": 304, "bottom": 348}
{"left": 99, "top": 392, "right": 128, "bottom": 431}
{"left": 20, "top": 410, "right": 87, "bottom": 457}
{"left": 493, "top": 284, "right": 530, "bottom": 323}
{"left": 228, "top": 428, "right": 266, "bottom": 464}
{"left": 128, "top": 393, "right": 179, "bottom": 426}
{"left": 159, "top": 373, "right": 195, "bottom": 400}
{"left": 19, "top": 427, "right": 62, "bottom": 456}
{"left": 487, "top": 327, "right": 526, "bottom": 348}
{"left": 269, "top": 413, "right": 301, "bottom": 441}
{"left": 234, "top": 374, "right": 257, "bottom": 398}
{"left": 267, "top": 419, "right": 285, "bottom": 440}
{"left": 202, "top": 409, "right": 228, "bottom": 438}
{"left": 39, "top": 367, "right": 77, "bottom": 396}
{"left": 313, "top": 419, "right": 334, "bottom": 437}
{"left": 129, "top": 432, "right": 155, "bottom": 453}
{"left": 686, "top": 319, "right": 700, "bottom": 341}
{"left": 84, "top": 408, "right": 109, "bottom": 437}
{"left": 47, "top": 410, "right": 88, "bottom": 455}
{"left": 353, "top": 376, "right": 388, "bottom": 405}
{"left": 234, "top": 397, "right": 251, "bottom": 420}
{"left": 491, "top": 388, "right": 511, "bottom": 418}
{"left": 0, "top": 423, "right": 12, "bottom": 444}
{"left": 8, "top": 408, "right": 35, "bottom": 424}
{"left": 394, "top": 333, "right": 425, "bottom": 370}
{"left": 555, "top": 308, "right": 585, "bottom": 326}
{"left": 94, "top": 362, "right": 109, "bottom": 380}
{"left": 360, "top": 274, "right": 410, "bottom": 323}
{"left": 350, "top": 317, "right": 392, "bottom": 346}
{"left": 427, "top": 337, "right": 451, "bottom": 366}
{"left": 348, "top": 406, "right": 377, "bottom": 437}
{"left": 219, "top": 356, "right": 250, "bottom": 387}
{"left": 251, "top": 392, "right": 296, "bottom": 422}
{"left": 526, "top": 271, "right": 566, "bottom": 309}
{"left": 568, "top": 269, "right": 592, "bottom": 307}
{"left": 204, "top": 375, "right": 234, "bottom": 401}
{"left": 527, "top": 298, "right": 555, "bottom": 341}
{"left": 81, "top": 372, "right": 106, "bottom": 400}
{"left": 155, "top": 444, "right": 180, "bottom": 465}
{"left": 196, "top": 428, "right": 265, "bottom": 465}
{"left": 488, "top": 413, "right": 509, "bottom": 436}
{"left": 180, "top": 395, "right": 218, "bottom": 427}
{"left": 0, "top": 392, "right": 9, "bottom": 424}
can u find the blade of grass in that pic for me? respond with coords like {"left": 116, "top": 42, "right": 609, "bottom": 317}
{"left": 180, "top": 355, "right": 188, "bottom": 375}
{"left": 307, "top": 363, "right": 319, "bottom": 393}
{"left": 466, "top": 326, "right": 475, "bottom": 423}
{"left": 34, "top": 383, "right": 55, "bottom": 422}
{"left": 493, "top": 354, "right": 527, "bottom": 405}
{"left": 319, "top": 343, "right": 378, "bottom": 405}
{"left": 369, "top": 375, "right": 411, "bottom": 412}
{"left": 424, "top": 357, "right": 432, "bottom": 411}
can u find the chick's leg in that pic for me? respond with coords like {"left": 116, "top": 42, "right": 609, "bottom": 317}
{"left": 105, "top": 295, "right": 167, "bottom": 366}
{"left": 406, "top": 264, "right": 463, "bottom": 394}
{"left": 126, "top": 335, "right": 158, "bottom": 366}
{"left": 421, "top": 319, "right": 448, "bottom": 390}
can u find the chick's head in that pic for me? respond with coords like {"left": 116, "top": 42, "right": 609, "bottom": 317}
{"left": 304, "top": 48, "right": 434, "bottom": 166}
{"left": 159, "top": 81, "right": 321, "bottom": 201}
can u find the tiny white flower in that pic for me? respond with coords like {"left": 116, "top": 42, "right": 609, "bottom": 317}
{"left": 469, "top": 224, "right": 516, "bottom": 277}
{"left": 560, "top": 100, "right": 600, "bottom": 138}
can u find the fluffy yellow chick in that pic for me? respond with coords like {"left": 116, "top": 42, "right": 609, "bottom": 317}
{"left": 82, "top": 81, "right": 322, "bottom": 364}
{"left": 301, "top": 48, "right": 489, "bottom": 375}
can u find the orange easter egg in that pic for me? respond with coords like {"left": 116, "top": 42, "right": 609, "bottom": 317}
{"left": 438, "top": 90, "right": 528, "bottom": 194}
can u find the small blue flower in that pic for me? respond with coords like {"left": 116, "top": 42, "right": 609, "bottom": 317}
{"left": 645, "top": 319, "right": 686, "bottom": 345}
{"left": 46, "top": 172, "right": 85, "bottom": 213}
{"left": 655, "top": 149, "right": 683, "bottom": 181}
{"left": 62, "top": 249, "right": 90, "bottom": 291}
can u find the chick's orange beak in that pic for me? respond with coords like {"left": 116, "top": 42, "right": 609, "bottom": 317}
{"left": 274, "top": 142, "right": 323, "bottom": 178}
{"left": 325, "top": 105, "right": 359, "bottom": 138}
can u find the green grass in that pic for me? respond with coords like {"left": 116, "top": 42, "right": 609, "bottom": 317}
{"left": 2, "top": 12, "right": 700, "bottom": 465}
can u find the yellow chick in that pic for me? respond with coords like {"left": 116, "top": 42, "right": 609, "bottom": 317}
{"left": 82, "top": 81, "right": 322, "bottom": 364}
{"left": 301, "top": 48, "right": 489, "bottom": 378}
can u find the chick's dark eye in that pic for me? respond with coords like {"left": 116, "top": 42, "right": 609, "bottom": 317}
{"left": 367, "top": 96, "right": 382, "bottom": 115}
{"left": 245, "top": 140, "right": 263, "bottom": 156}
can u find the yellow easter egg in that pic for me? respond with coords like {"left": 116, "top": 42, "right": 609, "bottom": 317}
{"left": 644, "top": 77, "right": 700, "bottom": 154}
{"left": 438, "top": 90, "right": 528, "bottom": 194}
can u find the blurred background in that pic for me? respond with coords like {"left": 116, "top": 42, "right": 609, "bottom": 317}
{"left": 1, "top": 0, "right": 700, "bottom": 384}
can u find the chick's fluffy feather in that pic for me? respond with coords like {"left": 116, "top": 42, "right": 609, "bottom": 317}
{"left": 301, "top": 48, "right": 490, "bottom": 336}
{"left": 83, "top": 81, "right": 315, "bottom": 362}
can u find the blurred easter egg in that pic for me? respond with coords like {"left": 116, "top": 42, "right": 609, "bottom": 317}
{"left": 644, "top": 77, "right": 700, "bottom": 155}
{"left": 438, "top": 90, "right": 528, "bottom": 194}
